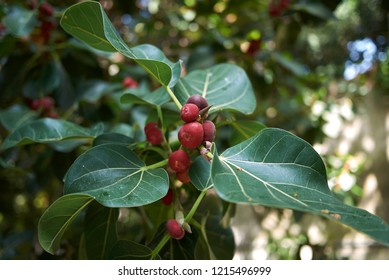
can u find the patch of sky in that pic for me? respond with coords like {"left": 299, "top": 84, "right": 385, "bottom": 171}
{"left": 344, "top": 36, "right": 387, "bottom": 80}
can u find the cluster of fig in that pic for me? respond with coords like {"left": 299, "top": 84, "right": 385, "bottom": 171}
{"left": 168, "top": 94, "right": 215, "bottom": 184}
{"left": 26, "top": 96, "right": 59, "bottom": 118}
{"left": 28, "top": 1, "right": 57, "bottom": 43}
{"left": 144, "top": 94, "right": 216, "bottom": 240}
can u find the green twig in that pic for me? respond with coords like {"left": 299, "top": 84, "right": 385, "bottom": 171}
{"left": 151, "top": 233, "right": 170, "bottom": 259}
{"left": 185, "top": 190, "right": 207, "bottom": 223}
{"left": 157, "top": 105, "right": 164, "bottom": 128}
{"left": 165, "top": 86, "right": 182, "bottom": 110}
{"left": 141, "top": 159, "right": 168, "bottom": 171}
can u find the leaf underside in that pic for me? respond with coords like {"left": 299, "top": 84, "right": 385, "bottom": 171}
{"left": 38, "top": 193, "right": 95, "bottom": 254}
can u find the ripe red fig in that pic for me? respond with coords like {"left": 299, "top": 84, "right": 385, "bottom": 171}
{"left": 180, "top": 103, "right": 199, "bottom": 123}
{"left": 144, "top": 122, "right": 158, "bottom": 133}
{"left": 39, "top": 2, "right": 54, "bottom": 17}
{"left": 186, "top": 94, "right": 208, "bottom": 110}
{"left": 176, "top": 169, "right": 190, "bottom": 184}
{"left": 178, "top": 122, "right": 204, "bottom": 149}
{"left": 27, "top": 0, "right": 38, "bottom": 10}
{"left": 144, "top": 122, "right": 164, "bottom": 145}
{"left": 122, "top": 77, "right": 139, "bottom": 88}
{"left": 161, "top": 188, "right": 174, "bottom": 206}
{"left": 166, "top": 219, "right": 185, "bottom": 240}
{"left": 246, "top": 39, "right": 261, "bottom": 56}
{"left": 202, "top": 120, "right": 216, "bottom": 142}
{"left": 40, "top": 20, "right": 55, "bottom": 42}
{"left": 29, "top": 97, "right": 55, "bottom": 112}
{"left": 46, "top": 110, "right": 59, "bottom": 119}
{"left": 168, "top": 150, "right": 191, "bottom": 173}
{"left": 269, "top": 0, "right": 289, "bottom": 17}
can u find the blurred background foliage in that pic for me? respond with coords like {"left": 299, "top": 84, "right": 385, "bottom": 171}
{"left": 1, "top": 0, "right": 389, "bottom": 259}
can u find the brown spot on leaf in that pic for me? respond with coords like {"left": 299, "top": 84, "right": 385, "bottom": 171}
{"left": 330, "top": 213, "right": 341, "bottom": 220}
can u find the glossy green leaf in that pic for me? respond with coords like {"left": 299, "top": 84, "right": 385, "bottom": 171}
{"left": 78, "top": 234, "right": 88, "bottom": 260}
{"left": 211, "top": 128, "right": 389, "bottom": 246}
{"left": 175, "top": 64, "right": 256, "bottom": 114}
{"left": 202, "top": 212, "right": 235, "bottom": 260}
{"left": 64, "top": 143, "right": 169, "bottom": 207}
{"left": 49, "top": 140, "right": 92, "bottom": 153}
{"left": 150, "top": 223, "right": 199, "bottom": 260}
{"left": 93, "top": 133, "right": 134, "bottom": 146}
{"left": 102, "top": 123, "right": 134, "bottom": 139}
{"left": 1, "top": 118, "right": 104, "bottom": 150}
{"left": 228, "top": 120, "right": 266, "bottom": 146}
{"left": 49, "top": 59, "right": 78, "bottom": 109}
{"left": 22, "top": 61, "right": 61, "bottom": 100}
{"left": 189, "top": 156, "right": 213, "bottom": 191}
{"left": 38, "top": 193, "right": 94, "bottom": 254}
{"left": 194, "top": 195, "right": 235, "bottom": 260}
{"left": 79, "top": 80, "right": 116, "bottom": 103}
{"left": 169, "top": 227, "right": 199, "bottom": 260}
{"left": 120, "top": 86, "right": 171, "bottom": 106}
{"left": 60, "top": 1, "right": 181, "bottom": 87}
{"left": 0, "top": 104, "right": 38, "bottom": 132}
{"left": 108, "top": 240, "right": 156, "bottom": 260}
{"left": 84, "top": 201, "right": 119, "bottom": 259}
{"left": 142, "top": 201, "right": 172, "bottom": 241}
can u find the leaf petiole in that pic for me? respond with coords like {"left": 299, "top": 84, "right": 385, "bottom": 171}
{"left": 165, "top": 86, "right": 182, "bottom": 110}
{"left": 185, "top": 190, "right": 207, "bottom": 223}
{"left": 151, "top": 233, "right": 170, "bottom": 259}
{"left": 141, "top": 159, "right": 168, "bottom": 171}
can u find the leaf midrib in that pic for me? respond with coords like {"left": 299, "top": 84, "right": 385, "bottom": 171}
{"left": 44, "top": 196, "right": 94, "bottom": 253}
